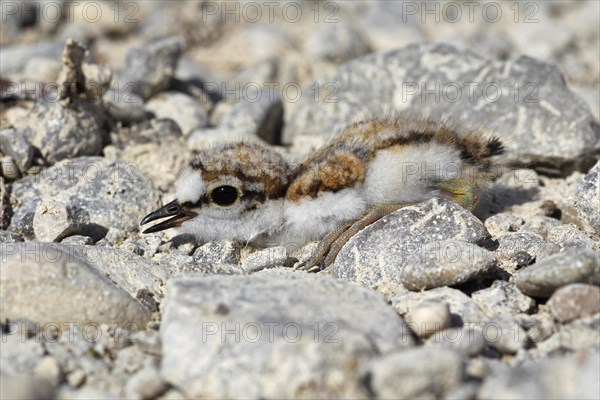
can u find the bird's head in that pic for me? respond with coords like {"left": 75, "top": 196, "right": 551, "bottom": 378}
{"left": 140, "top": 142, "right": 293, "bottom": 243}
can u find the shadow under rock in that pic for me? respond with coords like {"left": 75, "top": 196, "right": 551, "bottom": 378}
{"left": 475, "top": 185, "right": 541, "bottom": 220}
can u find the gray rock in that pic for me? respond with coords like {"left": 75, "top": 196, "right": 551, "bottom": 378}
{"left": 0, "top": 178, "right": 9, "bottom": 229}
{"left": 520, "top": 216, "right": 563, "bottom": 240}
{"left": 193, "top": 241, "right": 240, "bottom": 264}
{"left": 537, "top": 238, "right": 596, "bottom": 261}
{"left": 305, "top": 23, "right": 371, "bottom": 63}
{"left": 10, "top": 157, "right": 161, "bottom": 237}
{"left": 241, "top": 246, "right": 289, "bottom": 273}
{"left": 546, "top": 223, "right": 596, "bottom": 246}
{"left": 547, "top": 284, "right": 600, "bottom": 323}
{"left": 104, "top": 90, "right": 149, "bottom": 125}
{"left": 160, "top": 269, "right": 414, "bottom": 398}
{"left": 0, "top": 334, "right": 45, "bottom": 375}
{"left": 125, "top": 363, "right": 167, "bottom": 400}
{"left": 444, "top": 382, "right": 480, "bottom": 400}
{"left": 478, "top": 351, "right": 599, "bottom": 399}
{"left": 283, "top": 43, "right": 600, "bottom": 173}
{"left": 393, "top": 287, "right": 488, "bottom": 326}
{"left": 484, "top": 213, "right": 524, "bottom": 238}
{"left": 496, "top": 232, "right": 546, "bottom": 266}
{"left": 68, "top": 245, "right": 166, "bottom": 301}
{"left": 0, "top": 230, "right": 23, "bottom": 243}
{"left": 405, "top": 301, "right": 451, "bottom": 338}
{"left": 22, "top": 57, "right": 63, "bottom": 83}
{"left": 7, "top": 100, "right": 106, "bottom": 164}
{"left": 482, "top": 315, "right": 528, "bottom": 354}
{"left": 514, "top": 249, "right": 600, "bottom": 297}
{"left": 145, "top": 92, "right": 208, "bottom": 136}
{"left": 400, "top": 240, "right": 496, "bottom": 291}
{"left": 220, "top": 90, "right": 284, "bottom": 144}
{"left": 0, "top": 129, "right": 34, "bottom": 173}
{"left": 0, "top": 3, "right": 20, "bottom": 45}
{"left": 516, "top": 313, "right": 556, "bottom": 344}
{"left": 472, "top": 280, "right": 536, "bottom": 317}
{"left": 0, "top": 242, "right": 152, "bottom": 326}
{"left": 575, "top": 161, "right": 600, "bottom": 237}
{"left": 362, "top": 347, "right": 464, "bottom": 399}
{"left": 43, "top": 325, "right": 112, "bottom": 384}
{"left": 553, "top": 315, "right": 600, "bottom": 352}
{"left": 354, "top": 1, "right": 424, "bottom": 52}
{"left": 0, "top": 373, "right": 55, "bottom": 400}
{"left": 120, "top": 36, "right": 185, "bottom": 100}
{"left": 32, "top": 201, "right": 91, "bottom": 242}
{"left": 1, "top": 155, "right": 21, "bottom": 179}
{"left": 34, "top": 356, "right": 62, "bottom": 388}
{"left": 332, "top": 198, "right": 490, "bottom": 298}
{"left": 61, "top": 235, "right": 93, "bottom": 245}
{"left": 428, "top": 326, "right": 486, "bottom": 357}
{"left": 0, "top": 41, "right": 65, "bottom": 72}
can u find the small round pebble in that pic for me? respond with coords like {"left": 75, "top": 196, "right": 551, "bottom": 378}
{"left": 405, "top": 301, "right": 451, "bottom": 338}
{"left": 547, "top": 283, "right": 600, "bottom": 322}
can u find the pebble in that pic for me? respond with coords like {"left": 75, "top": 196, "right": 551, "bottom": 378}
{"left": 0, "top": 41, "right": 65, "bottom": 72}
{"left": 575, "top": 161, "right": 600, "bottom": 237}
{"left": 145, "top": 92, "right": 208, "bottom": 136}
{"left": 220, "top": 90, "right": 284, "bottom": 144}
{"left": 0, "top": 230, "right": 24, "bottom": 243}
{"left": 471, "top": 280, "right": 536, "bottom": 317}
{"left": 1, "top": 155, "right": 20, "bottom": 179}
{"left": 482, "top": 315, "right": 528, "bottom": 354}
{"left": 125, "top": 364, "right": 166, "bottom": 400}
{"left": 484, "top": 213, "right": 525, "bottom": 238}
{"left": 6, "top": 100, "right": 106, "bottom": 165}
{"left": 362, "top": 347, "right": 464, "bottom": 399}
{"left": 305, "top": 23, "right": 371, "bottom": 63}
{"left": 478, "top": 351, "right": 599, "bottom": 399}
{"left": 547, "top": 284, "right": 600, "bottom": 322}
{"left": 66, "top": 369, "right": 87, "bottom": 388}
{"left": 32, "top": 201, "right": 91, "bottom": 242}
{"left": 0, "top": 128, "right": 34, "bottom": 173}
{"left": 400, "top": 240, "right": 496, "bottom": 291}
{"left": 193, "top": 241, "right": 240, "bottom": 264}
{"left": 34, "top": 356, "right": 62, "bottom": 387}
{"left": 160, "top": 269, "right": 413, "bottom": 398}
{"left": 514, "top": 249, "right": 600, "bottom": 297}
{"left": 393, "top": 287, "right": 488, "bottom": 326}
{"left": 428, "top": 326, "right": 486, "bottom": 357}
{"left": 0, "top": 334, "right": 45, "bottom": 375}
{"left": 404, "top": 301, "right": 451, "bottom": 338}
{"left": 520, "top": 216, "right": 563, "bottom": 240}
{"left": 333, "top": 198, "right": 490, "bottom": 298}
{"left": 9, "top": 156, "right": 161, "bottom": 237}
{"left": 495, "top": 232, "right": 546, "bottom": 266}
{"left": 241, "top": 246, "right": 289, "bottom": 273}
{"left": 120, "top": 36, "right": 186, "bottom": 100}
{"left": 0, "top": 242, "right": 152, "bottom": 326}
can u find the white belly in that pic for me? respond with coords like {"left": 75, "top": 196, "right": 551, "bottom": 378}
{"left": 364, "top": 142, "right": 464, "bottom": 205}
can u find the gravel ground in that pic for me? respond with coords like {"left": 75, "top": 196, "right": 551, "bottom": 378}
{"left": 1, "top": 1, "right": 599, "bottom": 399}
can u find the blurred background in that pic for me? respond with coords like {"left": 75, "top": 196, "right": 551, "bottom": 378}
{"left": 1, "top": 0, "right": 598, "bottom": 118}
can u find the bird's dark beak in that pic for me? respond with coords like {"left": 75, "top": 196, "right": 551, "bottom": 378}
{"left": 140, "top": 199, "right": 198, "bottom": 234}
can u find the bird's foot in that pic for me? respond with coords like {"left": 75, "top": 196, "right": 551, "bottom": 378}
{"left": 300, "top": 204, "right": 409, "bottom": 272}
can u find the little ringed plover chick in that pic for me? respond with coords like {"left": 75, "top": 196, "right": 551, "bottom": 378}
{"left": 141, "top": 115, "right": 504, "bottom": 269}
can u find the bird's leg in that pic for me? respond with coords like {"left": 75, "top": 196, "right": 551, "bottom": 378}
{"left": 435, "top": 178, "right": 481, "bottom": 211}
{"left": 302, "top": 204, "right": 410, "bottom": 272}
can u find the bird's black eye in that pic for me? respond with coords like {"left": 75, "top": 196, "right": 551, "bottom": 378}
{"left": 210, "top": 186, "right": 239, "bottom": 206}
